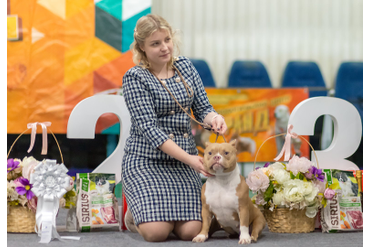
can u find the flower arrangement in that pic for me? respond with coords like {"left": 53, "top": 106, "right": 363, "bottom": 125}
{"left": 246, "top": 155, "right": 335, "bottom": 218}
{"left": 7, "top": 156, "right": 76, "bottom": 214}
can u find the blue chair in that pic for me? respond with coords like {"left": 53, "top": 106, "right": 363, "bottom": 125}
{"left": 282, "top": 61, "right": 327, "bottom": 97}
{"left": 228, "top": 61, "right": 272, "bottom": 88}
{"left": 335, "top": 62, "right": 363, "bottom": 123}
{"left": 190, "top": 59, "right": 216, "bottom": 87}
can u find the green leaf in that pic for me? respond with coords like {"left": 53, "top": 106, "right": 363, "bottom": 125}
{"left": 263, "top": 182, "right": 275, "bottom": 202}
{"left": 290, "top": 172, "right": 295, "bottom": 179}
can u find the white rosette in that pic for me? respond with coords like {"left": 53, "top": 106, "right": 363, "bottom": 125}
{"left": 30, "top": 159, "right": 79, "bottom": 243}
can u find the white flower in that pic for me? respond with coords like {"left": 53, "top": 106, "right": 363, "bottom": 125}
{"left": 272, "top": 189, "right": 286, "bottom": 206}
{"left": 286, "top": 155, "right": 312, "bottom": 176}
{"left": 21, "top": 156, "right": 39, "bottom": 181}
{"left": 268, "top": 162, "right": 285, "bottom": 172}
{"left": 271, "top": 168, "right": 291, "bottom": 184}
{"left": 283, "top": 179, "right": 305, "bottom": 203}
{"left": 7, "top": 181, "right": 18, "bottom": 200}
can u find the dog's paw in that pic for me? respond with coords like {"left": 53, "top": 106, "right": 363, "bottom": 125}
{"left": 250, "top": 235, "right": 258, "bottom": 242}
{"left": 192, "top": 234, "right": 208, "bottom": 243}
{"left": 238, "top": 236, "right": 252, "bottom": 245}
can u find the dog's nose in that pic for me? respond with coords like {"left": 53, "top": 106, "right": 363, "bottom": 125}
{"left": 213, "top": 155, "right": 221, "bottom": 161}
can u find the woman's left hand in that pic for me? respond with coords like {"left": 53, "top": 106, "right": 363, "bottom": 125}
{"left": 211, "top": 115, "right": 227, "bottom": 135}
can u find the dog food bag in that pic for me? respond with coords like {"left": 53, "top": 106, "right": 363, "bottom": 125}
{"left": 76, "top": 173, "right": 119, "bottom": 232}
{"left": 320, "top": 169, "right": 363, "bottom": 233}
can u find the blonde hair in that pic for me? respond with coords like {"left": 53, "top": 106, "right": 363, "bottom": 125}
{"left": 131, "top": 14, "right": 181, "bottom": 69}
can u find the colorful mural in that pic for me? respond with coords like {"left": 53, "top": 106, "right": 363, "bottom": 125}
{"left": 7, "top": 0, "right": 151, "bottom": 133}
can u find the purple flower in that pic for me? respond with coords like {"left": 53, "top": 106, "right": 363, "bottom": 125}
{"left": 256, "top": 162, "right": 270, "bottom": 170}
{"left": 15, "top": 177, "right": 35, "bottom": 200}
{"left": 7, "top": 159, "right": 20, "bottom": 173}
{"left": 305, "top": 166, "right": 325, "bottom": 182}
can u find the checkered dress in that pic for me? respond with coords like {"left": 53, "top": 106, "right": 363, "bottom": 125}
{"left": 121, "top": 56, "right": 216, "bottom": 225}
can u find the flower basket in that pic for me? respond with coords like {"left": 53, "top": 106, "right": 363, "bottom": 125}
{"left": 262, "top": 207, "right": 315, "bottom": 233}
{"left": 7, "top": 122, "right": 65, "bottom": 233}
{"left": 247, "top": 125, "right": 326, "bottom": 233}
{"left": 7, "top": 206, "right": 36, "bottom": 233}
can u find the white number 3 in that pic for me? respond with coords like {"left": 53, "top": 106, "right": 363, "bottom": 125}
{"left": 288, "top": 97, "right": 362, "bottom": 170}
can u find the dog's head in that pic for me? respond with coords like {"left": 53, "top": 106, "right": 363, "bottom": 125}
{"left": 203, "top": 139, "right": 238, "bottom": 174}
{"left": 95, "top": 177, "right": 106, "bottom": 186}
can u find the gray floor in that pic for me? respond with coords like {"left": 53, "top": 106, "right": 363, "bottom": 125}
{"left": 7, "top": 208, "right": 363, "bottom": 247}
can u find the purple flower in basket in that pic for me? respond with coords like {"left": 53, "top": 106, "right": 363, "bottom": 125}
{"left": 256, "top": 162, "right": 270, "bottom": 170}
{"left": 15, "top": 177, "right": 35, "bottom": 200}
{"left": 7, "top": 159, "right": 20, "bottom": 173}
{"left": 305, "top": 166, "right": 325, "bottom": 182}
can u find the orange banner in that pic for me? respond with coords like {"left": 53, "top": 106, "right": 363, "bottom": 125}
{"left": 7, "top": 0, "right": 148, "bottom": 134}
{"left": 193, "top": 88, "right": 309, "bottom": 162}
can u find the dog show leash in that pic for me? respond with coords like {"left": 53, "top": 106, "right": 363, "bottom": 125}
{"left": 151, "top": 65, "right": 214, "bottom": 131}
{"left": 151, "top": 64, "right": 228, "bottom": 142}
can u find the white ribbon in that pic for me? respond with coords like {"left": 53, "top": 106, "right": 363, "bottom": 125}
{"left": 30, "top": 159, "right": 80, "bottom": 243}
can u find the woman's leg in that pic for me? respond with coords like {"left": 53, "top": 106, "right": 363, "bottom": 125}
{"left": 137, "top": 221, "right": 175, "bottom": 242}
{"left": 173, "top": 221, "right": 202, "bottom": 241}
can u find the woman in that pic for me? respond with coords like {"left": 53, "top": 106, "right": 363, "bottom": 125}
{"left": 122, "top": 14, "right": 227, "bottom": 242}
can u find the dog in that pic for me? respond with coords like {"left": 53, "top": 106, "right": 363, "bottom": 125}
{"left": 274, "top": 105, "right": 301, "bottom": 156}
{"left": 332, "top": 171, "right": 358, "bottom": 197}
{"left": 95, "top": 177, "right": 110, "bottom": 195}
{"left": 192, "top": 140, "right": 266, "bottom": 244}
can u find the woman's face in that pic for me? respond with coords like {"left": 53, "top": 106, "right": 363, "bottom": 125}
{"left": 141, "top": 29, "right": 173, "bottom": 68}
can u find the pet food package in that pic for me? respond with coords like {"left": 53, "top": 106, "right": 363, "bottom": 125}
{"left": 320, "top": 169, "right": 363, "bottom": 232}
{"left": 76, "top": 173, "right": 119, "bottom": 232}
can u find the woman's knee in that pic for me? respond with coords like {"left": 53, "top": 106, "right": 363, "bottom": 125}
{"left": 137, "top": 221, "right": 174, "bottom": 242}
{"left": 174, "top": 221, "right": 202, "bottom": 241}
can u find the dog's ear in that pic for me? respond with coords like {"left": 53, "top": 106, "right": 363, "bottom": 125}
{"left": 229, "top": 139, "right": 237, "bottom": 147}
{"left": 205, "top": 142, "right": 210, "bottom": 148}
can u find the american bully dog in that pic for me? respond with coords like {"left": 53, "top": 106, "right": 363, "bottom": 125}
{"left": 192, "top": 140, "right": 266, "bottom": 244}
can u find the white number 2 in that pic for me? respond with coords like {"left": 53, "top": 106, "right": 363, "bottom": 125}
{"left": 288, "top": 97, "right": 362, "bottom": 170}
{"left": 67, "top": 95, "right": 130, "bottom": 184}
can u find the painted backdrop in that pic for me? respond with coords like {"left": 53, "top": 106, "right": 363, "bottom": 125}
{"left": 7, "top": 0, "right": 151, "bottom": 133}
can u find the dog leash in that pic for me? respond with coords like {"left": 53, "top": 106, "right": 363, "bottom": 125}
{"left": 151, "top": 65, "right": 214, "bottom": 131}
{"left": 151, "top": 65, "right": 228, "bottom": 142}
{"left": 214, "top": 133, "right": 227, "bottom": 143}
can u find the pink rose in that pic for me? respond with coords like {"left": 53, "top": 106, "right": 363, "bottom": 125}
{"left": 324, "top": 188, "right": 335, "bottom": 200}
{"left": 246, "top": 169, "right": 270, "bottom": 193}
{"left": 27, "top": 197, "right": 38, "bottom": 213}
{"left": 286, "top": 155, "right": 312, "bottom": 176}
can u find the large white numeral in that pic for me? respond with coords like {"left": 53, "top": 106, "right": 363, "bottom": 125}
{"left": 288, "top": 97, "right": 362, "bottom": 170}
{"left": 67, "top": 95, "right": 130, "bottom": 184}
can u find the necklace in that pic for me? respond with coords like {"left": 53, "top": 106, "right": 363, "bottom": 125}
{"left": 150, "top": 65, "right": 212, "bottom": 130}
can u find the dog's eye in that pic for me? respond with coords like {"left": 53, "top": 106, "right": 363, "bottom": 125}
{"left": 225, "top": 152, "right": 229, "bottom": 155}
{"left": 208, "top": 152, "right": 212, "bottom": 155}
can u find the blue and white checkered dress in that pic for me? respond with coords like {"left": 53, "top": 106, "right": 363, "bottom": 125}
{"left": 121, "top": 56, "right": 216, "bottom": 225}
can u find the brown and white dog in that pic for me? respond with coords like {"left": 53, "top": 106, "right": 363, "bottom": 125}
{"left": 192, "top": 140, "right": 266, "bottom": 244}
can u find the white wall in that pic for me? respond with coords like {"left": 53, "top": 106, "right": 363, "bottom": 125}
{"left": 152, "top": 0, "right": 363, "bottom": 89}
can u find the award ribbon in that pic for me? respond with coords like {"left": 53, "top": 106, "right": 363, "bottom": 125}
{"left": 30, "top": 159, "right": 80, "bottom": 243}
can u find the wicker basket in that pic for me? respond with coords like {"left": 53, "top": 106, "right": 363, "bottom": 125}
{"left": 8, "top": 206, "right": 36, "bottom": 233}
{"left": 254, "top": 128, "right": 319, "bottom": 234}
{"left": 263, "top": 208, "right": 315, "bottom": 233}
{"left": 7, "top": 123, "right": 64, "bottom": 233}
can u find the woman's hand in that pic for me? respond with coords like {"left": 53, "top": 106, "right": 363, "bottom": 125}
{"left": 211, "top": 115, "right": 227, "bottom": 135}
{"left": 186, "top": 155, "right": 214, "bottom": 177}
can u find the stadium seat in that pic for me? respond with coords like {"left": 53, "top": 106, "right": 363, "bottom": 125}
{"left": 190, "top": 59, "right": 216, "bottom": 87}
{"left": 334, "top": 62, "right": 363, "bottom": 123}
{"left": 228, "top": 61, "right": 272, "bottom": 88}
{"left": 282, "top": 61, "right": 327, "bottom": 97}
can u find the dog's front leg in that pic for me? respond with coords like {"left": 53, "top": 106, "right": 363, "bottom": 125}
{"left": 238, "top": 206, "right": 252, "bottom": 244}
{"left": 193, "top": 185, "right": 213, "bottom": 243}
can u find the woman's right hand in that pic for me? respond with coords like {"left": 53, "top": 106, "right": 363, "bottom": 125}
{"left": 186, "top": 155, "right": 214, "bottom": 177}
